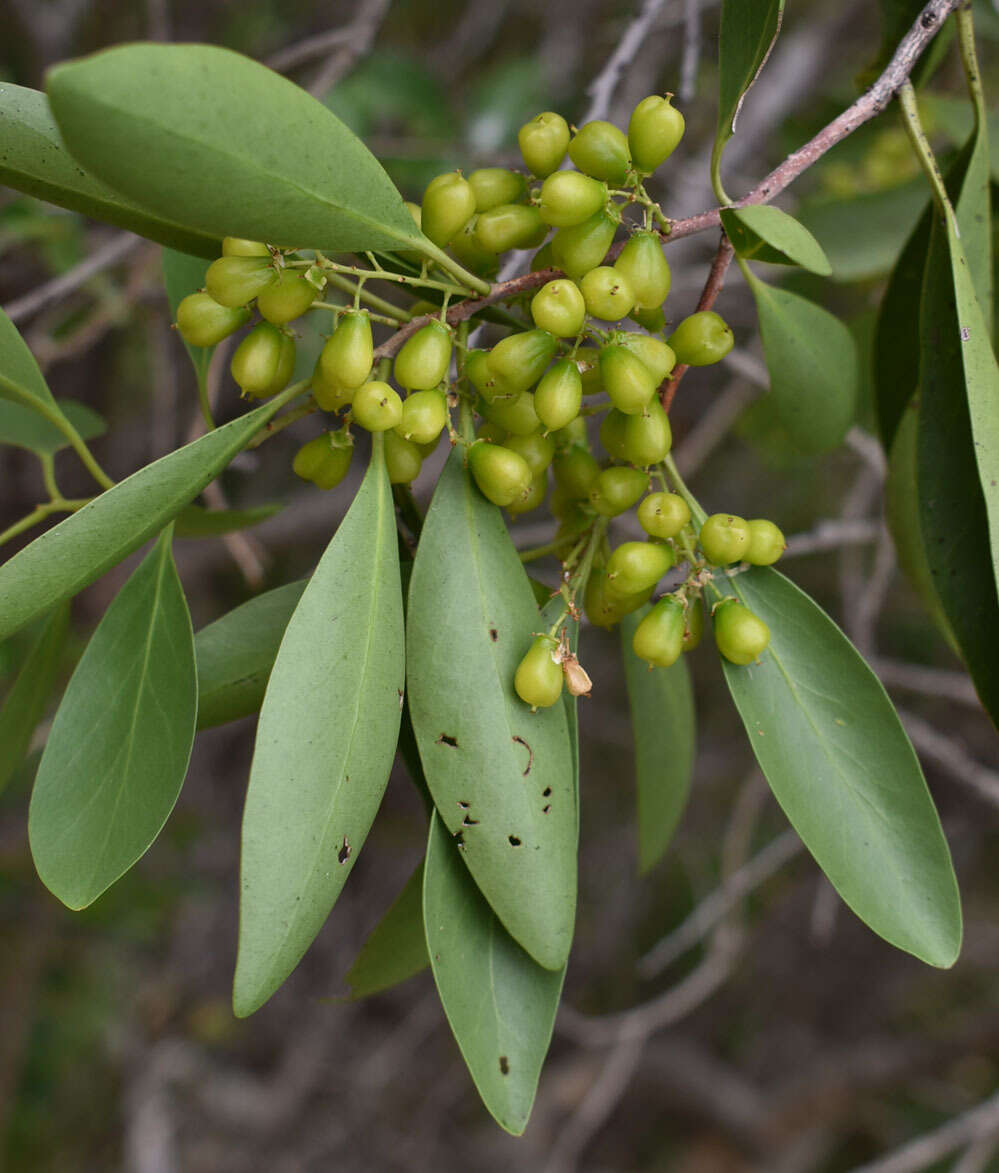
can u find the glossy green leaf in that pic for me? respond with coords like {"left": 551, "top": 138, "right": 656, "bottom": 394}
{"left": 162, "top": 248, "right": 213, "bottom": 389}
{"left": 1, "top": 305, "right": 60, "bottom": 412}
{"left": 744, "top": 269, "right": 858, "bottom": 452}
{"left": 718, "top": 567, "right": 962, "bottom": 967}
{"left": 0, "top": 394, "right": 289, "bottom": 644}
{"left": 28, "top": 530, "right": 197, "bottom": 909}
{"left": 715, "top": 0, "right": 784, "bottom": 149}
{"left": 406, "top": 451, "right": 576, "bottom": 971}
{"left": 0, "top": 603, "right": 68, "bottom": 795}
{"left": 620, "top": 608, "right": 695, "bottom": 874}
{"left": 48, "top": 44, "right": 433, "bottom": 258}
{"left": 346, "top": 860, "right": 429, "bottom": 999}
{"left": 423, "top": 811, "right": 564, "bottom": 1135}
{"left": 194, "top": 580, "right": 307, "bottom": 730}
{"left": 720, "top": 205, "right": 831, "bottom": 275}
{"left": 175, "top": 502, "right": 283, "bottom": 539}
{"left": 0, "top": 397, "right": 106, "bottom": 455}
{"left": 233, "top": 439, "right": 404, "bottom": 1017}
{"left": 0, "top": 82, "right": 219, "bottom": 257}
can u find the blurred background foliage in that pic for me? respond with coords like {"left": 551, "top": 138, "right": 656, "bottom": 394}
{"left": 1, "top": 1, "right": 999, "bottom": 1170}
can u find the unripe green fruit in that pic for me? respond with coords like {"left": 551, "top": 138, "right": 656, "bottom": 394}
{"left": 552, "top": 414, "right": 587, "bottom": 450}
{"left": 585, "top": 566, "right": 651, "bottom": 628}
{"left": 632, "top": 595, "right": 685, "bottom": 667}
{"left": 623, "top": 398, "right": 672, "bottom": 466}
{"left": 599, "top": 409, "right": 630, "bottom": 461}
{"left": 507, "top": 472, "right": 548, "bottom": 515}
{"left": 618, "top": 333, "right": 676, "bottom": 385}
{"left": 600, "top": 344, "right": 656, "bottom": 414}
{"left": 713, "top": 599, "right": 770, "bottom": 665}
{"left": 589, "top": 465, "right": 649, "bottom": 516}
{"left": 481, "top": 390, "right": 541, "bottom": 436}
{"left": 628, "top": 95, "right": 685, "bottom": 173}
{"left": 469, "top": 167, "right": 527, "bottom": 212}
{"left": 176, "top": 292, "right": 250, "bottom": 348}
{"left": 745, "top": 519, "right": 786, "bottom": 566}
{"left": 222, "top": 237, "right": 270, "bottom": 257}
{"left": 475, "top": 204, "right": 547, "bottom": 254}
{"left": 531, "top": 280, "right": 587, "bottom": 337}
{"left": 230, "top": 323, "right": 295, "bottom": 398}
{"left": 486, "top": 329, "right": 558, "bottom": 397}
{"left": 637, "top": 491, "right": 690, "bottom": 539}
{"left": 352, "top": 381, "right": 404, "bottom": 431}
{"left": 320, "top": 311, "right": 373, "bottom": 390}
{"left": 477, "top": 419, "right": 507, "bottom": 445}
{"left": 531, "top": 242, "right": 556, "bottom": 272}
{"left": 449, "top": 217, "right": 501, "bottom": 276}
{"left": 468, "top": 441, "right": 533, "bottom": 506}
{"left": 465, "top": 349, "right": 494, "bottom": 397}
{"left": 631, "top": 305, "right": 666, "bottom": 333}
{"left": 551, "top": 211, "right": 617, "bottom": 281}
{"left": 256, "top": 270, "right": 319, "bottom": 324}
{"left": 312, "top": 358, "right": 353, "bottom": 412}
{"left": 205, "top": 256, "right": 275, "bottom": 307}
{"left": 568, "top": 120, "right": 631, "bottom": 185}
{"left": 683, "top": 598, "right": 704, "bottom": 651}
{"left": 614, "top": 232, "right": 671, "bottom": 308}
{"left": 398, "top": 389, "right": 448, "bottom": 445}
{"left": 421, "top": 172, "right": 476, "bottom": 247}
{"left": 394, "top": 320, "right": 453, "bottom": 390}
{"left": 514, "top": 635, "right": 563, "bottom": 708}
{"left": 668, "top": 310, "right": 734, "bottom": 367}
{"left": 538, "top": 171, "right": 607, "bottom": 228}
{"left": 575, "top": 348, "right": 602, "bottom": 396}
{"left": 699, "top": 513, "right": 751, "bottom": 564}
{"left": 535, "top": 360, "right": 583, "bottom": 431}
{"left": 553, "top": 444, "right": 600, "bottom": 499}
{"left": 581, "top": 266, "right": 635, "bottom": 321}
{"left": 606, "top": 540, "right": 675, "bottom": 595}
{"left": 503, "top": 431, "right": 555, "bottom": 475}
{"left": 384, "top": 429, "right": 424, "bottom": 484}
{"left": 292, "top": 430, "right": 354, "bottom": 490}
{"left": 399, "top": 202, "right": 424, "bottom": 263}
{"left": 518, "top": 112, "right": 570, "bottom": 178}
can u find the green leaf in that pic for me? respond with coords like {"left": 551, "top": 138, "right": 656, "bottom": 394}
{"left": 715, "top": 0, "right": 784, "bottom": 150}
{"left": 175, "top": 502, "right": 283, "bottom": 539}
{"left": 717, "top": 567, "right": 962, "bottom": 968}
{"left": 195, "top": 579, "right": 306, "bottom": 730}
{"left": 0, "top": 395, "right": 289, "bottom": 644}
{"left": 0, "top": 82, "right": 219, "bottom": 257}
{"left": 0, "top": 305, "right": 60, "bottom": 412}
{"left": 233, "top": 438, "right": 404, "bottom": 1017}
{"left": 720, "top": 205, "right": 831, "bottom": 275}
{"left": 28, "top": 530, "right": 197, "bottom": 909}
{"left": 162, "top": 248, "right": 212, "bottom": 389}
{"left": 620, "top": 608, "right": 695, "bottom": 874}
{"left": 423, "top": 811, "right": 564, "bottom": 1136}
{"left": 406, "top": 451, "right": 576, "bottom": 971}
{"left": 0, "top": 603, "right": 68, "bottom": 795}
{"left": 744, "top": 269, "right": 858, "bottom": 452}
{"left": 47, "top": 44, "right": 430, "bottom": 257}
{"left": 346, "top": 860, "right": 429, "bottom": 999}
{"left": 0, "top": 397, "right": 106, "bottom": 455}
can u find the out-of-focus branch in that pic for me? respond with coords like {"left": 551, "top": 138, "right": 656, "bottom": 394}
{"left": 4, "top": 232, "right": 143, "bottom": 323}
{"left": 307, "top": 0, "right": 392, "bottom": 98}
{"left": 581, "top": 0, "right": 672, "bottom": 125}
{"left": 898, "top": 709, "right": 999, "bottom": 808}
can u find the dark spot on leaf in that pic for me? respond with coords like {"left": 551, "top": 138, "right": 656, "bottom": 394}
{"left": 337, "top": 838, "right": 351, "bottom": 864}
{"left": 463, "top": 814, "right": 480, "bottom": 826}
{"left": 512, "top": 735, "right": 533, "bottom": 776}
{"left": 542, "top": 787, "right": 552, "bottom": 797}
{"left": 437, "top": 734, "right": 458, "bottom": 747}
{"left": 499, "top": 1056, "right": 510, "bottom": 1075}
{"left": 542, "top": 804, "right": 551, "bottom": 814}
{"left": 454, "top": 831, "right": 465, "bottom": 848}
{"left": 490, "top": 628, "right": 499, "bottom": 641}
{"left": 458, "top": 800, "right": 470, "bottom": 809}
{"left": 508, "top": 835, "right": 521, "bottom": 846}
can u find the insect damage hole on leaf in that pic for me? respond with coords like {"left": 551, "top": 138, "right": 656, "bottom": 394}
{"left": 437, "top": 733, "right": 458, "bottom": 747}
{"left": 508, "top": 835, "right": 522, "bottom": 846}
{"left": 462, "top": 814, "right": 480, "bottom": 826}
{"left": 489, "top": 628, "right": 499, "bottom": 641}
{"left": 499, "top": 1057, "right": 510, "bottom": 1075}
{"left": 338, "top": 838, "right": 351, "bottom": 864}
{"left": 511, "top": 735, "right": 533, "bottom": 776}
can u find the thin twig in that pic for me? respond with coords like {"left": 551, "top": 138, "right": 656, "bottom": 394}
{"left": 784, "top": 519, "right": 882, "bottom": 558}
{"left": 680, "top": 0, "right": 703, "bottom": 102}
{"left": 869, "top": 659, "right": 980, "bottom": 708}
{"left": 307, "top": 0, "right": 392, "bottom": 98}
{"left": 4, "top": 233, "right": 142, "bottom": 323}
{"left": 898, "top": 709, "right": 999, "bottom": 808}
{"left": 846, "top": 1091, "right": 999, "bottom": 1173}
{"left": 581, "top": 0, "right": 671, "bottom": 125}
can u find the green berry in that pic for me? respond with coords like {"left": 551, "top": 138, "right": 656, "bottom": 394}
{"left": 222, "top": 237, "right": 270, "bottom": 257}
{"left": 398, "top": 389, "right": 448, "bottom": 445}
{"left": 312, "top": 358, "right": 353, "bottom": 412}
{"left": 637, "top": 492, "right": 690, "bottom": 539}
{"left": 384, "top": 430, "right": 424, "bottom": 484}
{"left": 205, "top": 255, "right": 274, "bottom": 308}
{"left": 614, "top": 232, "right": 671, "bottom": 308}
{"left": 551, "top": 414, "right": 587, "bottom": 450}
{"left": 618, "top": 333, "right": 676, "bottom": 385}
{"left": 745, "top": 519, "right": 786, "bottom": 566}
{"left": 421, "top": 172, "right": 476, "bottom": 247}
{"left": 550, "top": 211, "right": 617, "bottom": 281}
{"left": 628, "top": 95, "right": 685, "bottom": 174}
{"left": 256, "top": 270, "right": 319, "bottom": 324}
{"left": 605, "top": 540, "right": 675, "bottom": 595}
{"left": 468, "top": 441, "right": 533, "bottom": 506}
{"left": 553, "top": 444, "right": 600, "bottom": 499}
{"left": 535, "top": 360, "right": 583, "bottom": 431}
{"left": 230, "top": 323, "right": 294, "bottom": 398}
{"left": 175, "top": 292, "right": 249, "bottom": 348}
{"left": 465, "top": 349, "right": 494, "bottom": 398}
{"left": 514, "top": 635, "right": 563, "bottom": 708}
{"left": 480, "top": 390, "right": 542, "bottom": 436}
{"left": 600, "top": 344, "right": 656, "bottom": 414}
{"left": 449, "top": 217, "right": 500, "bottom": 277}
{"left": 352, "top": 381, "right": 404, "bottom": 431}
{"left": 320, "top": 311, "right": 373, "bottom": 390}
{"left": 503, "top": 431, "right": 555, "bottom": 475}
{"left": 585, "top": 566, "right": 652, "bottom": 628}
{"left": 623, "top": 398, "right": 672, "bottom": 466}
{"left": 581, "top": 266, "right": 635, "bottom": 321}
{"left": 518, "top": 112, "right": 570, "bottom": 178}
{"left": 538, "top": 171, "right": 607, "bottom": 228}
{"left": 486, "top": 329, "right": 558, "bottom": 397}
{"left": 575, "top": 347, "right": 603, "bottom": 395}
{"left": 394, "top": 320, "right": 453, "bottom": 391}
{"left": 531, "top": 280, "right": 587, "bottom": 337}
{"left": 292, "top": 430, "right": 354, "bottom": 490}
{"left": 469, "top": 167, "right": 527, "bottom": 212}
{"left": 474, "top": 204, "right": 547, "bottom": 254}
{"left": 632, "top": 595, "right": 685, "bottom": 668}
{"left": 477, "top": 419, "right": 507, "bottom": 444}
{"left": 668, "top": 311, "right": 734, "bottom": 367}
{"left": 713, "top": 599, "right": 770, "bottom": 665}
{"left": 588, "top": 465, "right": 649, "bottom": 516}
{"left": 698, "top": 514, "right": 751, "bottom": 564}
{"left": 507, "top": 472, "right": 548, "bottom": 515}
{"left": 631, "top": 305, "right": 666, "bottom": 332}
{"left": 568, "top": 120, "right": 631, "bottom": 185}
{"left": 598, "top": 409, "right": 630, "bottom": 462}
{"left": 683, "top": 598, "right": 704, "bottom": 651}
